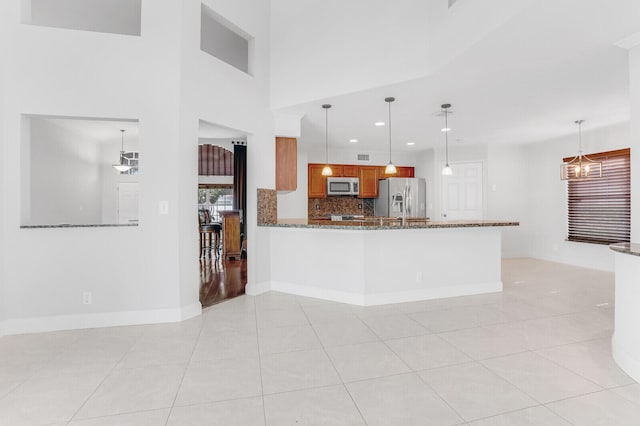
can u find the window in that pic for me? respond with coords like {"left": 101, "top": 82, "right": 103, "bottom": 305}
{"left": 25, "top": 0, "right": 142, "bottom": 36}
{"left": 566, "top": 148, "right": 630, "bottom": 244}
{"left": 198, "top": 186, "right": 233, "bottom": 222}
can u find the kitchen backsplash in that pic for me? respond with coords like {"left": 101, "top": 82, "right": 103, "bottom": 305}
{"left": 308, "top": 198, "right": 374, "bottom": 219}
{"left": 257, "top": 188, "right": 277, "bottom": 224}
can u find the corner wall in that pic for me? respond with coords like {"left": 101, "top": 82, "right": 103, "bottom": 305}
{"left": 524, "top": 122, "right": 630, "bottom": 271}
{"left": 0, "top": 0, "right": 7, "bottom": 334}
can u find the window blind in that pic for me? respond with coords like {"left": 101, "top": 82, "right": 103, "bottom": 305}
{"left": 565, "top": 148, "right": 630, "bottom": 244}
{"left": 198, "top": 144, "right": 234, "bottom": 176}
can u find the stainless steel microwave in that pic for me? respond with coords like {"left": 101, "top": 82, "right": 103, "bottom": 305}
{"left": 327, "top": 177, "right": 359, "bottom": 196}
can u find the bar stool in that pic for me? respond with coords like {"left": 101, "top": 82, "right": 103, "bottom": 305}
{"left": 198, "top": 211, "right": 215, "bottom": 258}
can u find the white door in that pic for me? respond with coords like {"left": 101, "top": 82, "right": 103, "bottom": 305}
{"left": 118, "top": 183, "right": 139, "bottom": 224}
{"left": 441, "top": 162, "right": 483, "bottom": 220}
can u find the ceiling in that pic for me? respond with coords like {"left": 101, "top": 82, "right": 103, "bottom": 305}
{"left": 278, "top": 1, "right": 640, "bottom": 153}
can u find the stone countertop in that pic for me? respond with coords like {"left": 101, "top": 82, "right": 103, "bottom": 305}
{"left": 609, "top": 242, "right": 640, "bottom": 257}
{"left": 21, "top": 223, "right": 139, "bottom": 229}
{"left": 260, "top": 218, "right": 519, "bottom": 230}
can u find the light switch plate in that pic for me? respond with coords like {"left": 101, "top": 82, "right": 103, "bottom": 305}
{"left": 159, "top": 201, "right": 169, "bottom": 215}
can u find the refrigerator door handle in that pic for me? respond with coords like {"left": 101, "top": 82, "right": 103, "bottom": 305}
{"left": 406, "top": 186, "right": 412, "bottom": 216}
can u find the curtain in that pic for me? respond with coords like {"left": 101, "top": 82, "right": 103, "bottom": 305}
{"left": 233, "top": 144, "right": 247, "bottom": 236}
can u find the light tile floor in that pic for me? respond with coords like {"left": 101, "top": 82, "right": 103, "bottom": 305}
{"left": 0, "top": 258, "right": 638, "bottom": 425}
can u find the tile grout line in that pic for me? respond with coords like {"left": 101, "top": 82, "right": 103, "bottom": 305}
{"left": 298, "top": 298, "right": 370, "bottom": 426}
{"left": 252, "top": 295, "right": 268, "bottom": 426}
{"left": 66, "top": 328, "right": 147, "bottom": 424}
{"left": 163, "top": 316, "right": 207, "bottom": 426}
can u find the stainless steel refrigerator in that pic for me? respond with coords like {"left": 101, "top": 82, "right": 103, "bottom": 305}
{"left": 375, "top": 178, "right": 427, "bottom": 218}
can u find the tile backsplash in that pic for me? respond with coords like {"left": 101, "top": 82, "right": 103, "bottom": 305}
{"left": 257, "top": 188, "right": 277, "bottom": 224}
{"left": 308, "top": 197, "right": 374, "bottom": 219}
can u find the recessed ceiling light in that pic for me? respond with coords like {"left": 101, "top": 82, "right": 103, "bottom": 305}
{"left": 441, "top": 127, "right": 451, "bottom": 132}
{"left": 349, "top": 139, "right": 358, "bottom": 143}
{"left": 407, "top": 142, "right": 415, "bottom": 146}
{"left": 374, "top": 122, "right": 385, "bottom": 127}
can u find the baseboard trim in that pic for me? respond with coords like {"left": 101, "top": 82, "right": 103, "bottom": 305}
{"left": 270, "top": 281, "right": 366, "bottom": 305}
{"left": 0, "top": 302, "right": 203, "bottom": 336}
{"left": 245, "top": 281, "right": 271, "bottom": 296}
{"left": 254, "top": 280, "right": 502, "bottom": 307}
{"left": 363, "top": 281, "right": 503, "bottom": 306}
{"left": 612, "top": 334, "right": 640, "bottom": 383}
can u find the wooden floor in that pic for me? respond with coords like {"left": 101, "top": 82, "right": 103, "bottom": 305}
{"left": 199, "top": 256, "right": 247, "bottom": 308}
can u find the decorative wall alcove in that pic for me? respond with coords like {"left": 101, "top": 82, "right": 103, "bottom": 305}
{"left": 21, "top": 115, "right": 140, "bottom": 227}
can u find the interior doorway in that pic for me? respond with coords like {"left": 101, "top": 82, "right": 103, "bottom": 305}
{"left": 441, "top": 161, "right": 484, "bottom": 220}
{"left": 196, "top": 122, "right": 248, "bottom": 308}
{"left": 117, "top": 182, "right": 139, "bottom": 224}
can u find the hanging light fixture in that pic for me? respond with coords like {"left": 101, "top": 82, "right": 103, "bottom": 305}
{"left": 384, "top": 97, "right": 397, "bottom": 175}
{"left": 321, "top": 104, "right": 333, "bottom": 176}
{"left": 112, "top": 129, "right": 132, "bottom": 172}
{"left": 441, "top": 103, "right": 453, "bottom": 176}
{"left": 560, "top": 120, "right": 602, "bottom": 180}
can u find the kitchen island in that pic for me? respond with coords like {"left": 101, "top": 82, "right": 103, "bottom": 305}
{"left": 610, "top": 243, "right": 640, "bottom": 382}
{"left": 250, "top": 219, "right": 518, "bottom": 306}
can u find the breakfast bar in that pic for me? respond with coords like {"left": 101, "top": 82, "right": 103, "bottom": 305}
{"left": 250, "top": 219, "right": 519, "bottom": 306}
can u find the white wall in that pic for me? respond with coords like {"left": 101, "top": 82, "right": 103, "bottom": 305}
{"left": 27, "top": 118, "right": 102, "bottom": 225}
{"left": 487, "top": 144, "right": 530, "bottom": 257}
{"left": 524, "top": 122, "right": 630, "bottom": 271}
{"left": 630, "top": 45, "right": 640, "bottom": 242}
{"left": 306, "top": 146, "right": 417, "bottom": 167}
{"left": 0, "top": 3, "right": 6, "bottom": 332}
{"left": 0, "top": 0, "right": 275, "bottom": 335}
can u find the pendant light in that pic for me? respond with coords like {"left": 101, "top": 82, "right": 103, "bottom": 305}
{"left": 112, "top": 129, "right": 132, "bottom": 172}
{"left": 441, "top": 103, "right": 453, "bottom": 176}
{"left": 321, "top": 104, "right": 333, "bottom": 176}
{"left": 384, "top": 97, "right": 397, "bottom": 175}
{"left": 560, "top": 120, "right": 602, "bottom": 180}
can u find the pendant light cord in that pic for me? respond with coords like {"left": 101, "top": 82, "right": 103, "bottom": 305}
{"left": 325, "top": 108, "right": 329, "bottom": 163}
{"left": 444, "top": 108, "right": 449, "bottom": 165}
{"left": 388, "top": 101, "right": 392, "bottom": 163}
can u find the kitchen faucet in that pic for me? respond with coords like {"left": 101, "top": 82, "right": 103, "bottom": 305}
{"left": 392, "top": 190, "right": 407, "bottom": 226}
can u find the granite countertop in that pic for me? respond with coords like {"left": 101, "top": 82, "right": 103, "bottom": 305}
{"left": 609, "top": 242, "right": 640, "bottom": 256}
{"left": 260, "top": 218, "right": 519, "bottom": 230}
{"left": 21, "top": 223, "right": 139, "bottom": 229}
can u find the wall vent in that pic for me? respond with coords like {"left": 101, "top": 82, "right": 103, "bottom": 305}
{"left": 357, "top": 154, "right": 370, "bottom": 162}
{"left": 448, "top": 0, "right": 458, "bottom": 8}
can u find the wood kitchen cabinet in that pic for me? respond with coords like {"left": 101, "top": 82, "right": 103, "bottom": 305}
{"left": 220, "top": 210, "right": 241, "bottom": 260}
{"left": 341, "top": 165, "right": 358, "bottom": 177}
{"left": 276, "top": 137, "right": 297, "bottom": 191}
{"left": 358, "top": 166, "right": 379, "bottom": 198}
{"left": 379, "top": 166, "right": 415, "bottom": 179}
{"left": 308, "top": 163, "right": 327, "bottom": 198}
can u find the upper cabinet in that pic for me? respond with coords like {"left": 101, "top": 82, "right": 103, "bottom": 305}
{"left": 358, "top": 166, "right": 379, "bottom": 198}
{"left": 379, "top": 166, "right": 414, "bottom": 179}
{"left": 307, "top": 163, "right": 415, "bottom": 198}
{"left": 276, "top": 137, "right": 297, "bottom": 191}
{"left": 308, "top": 164, "right": 327, "bottom": 198}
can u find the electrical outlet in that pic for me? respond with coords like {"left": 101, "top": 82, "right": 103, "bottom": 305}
{"left": 416, "top": 271, "right": 423, "bottom": 282}
{"left": 159, "top": 200, "right": 169, "bottom": 215}
{"left": 83, "top": 292, "right": 92, "bottom": 305}
{"left": 315, "top": 204, "right": 320, "bottom": 210}
{"left": 358, "top": 203, "right": 363, "bottom": 209}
